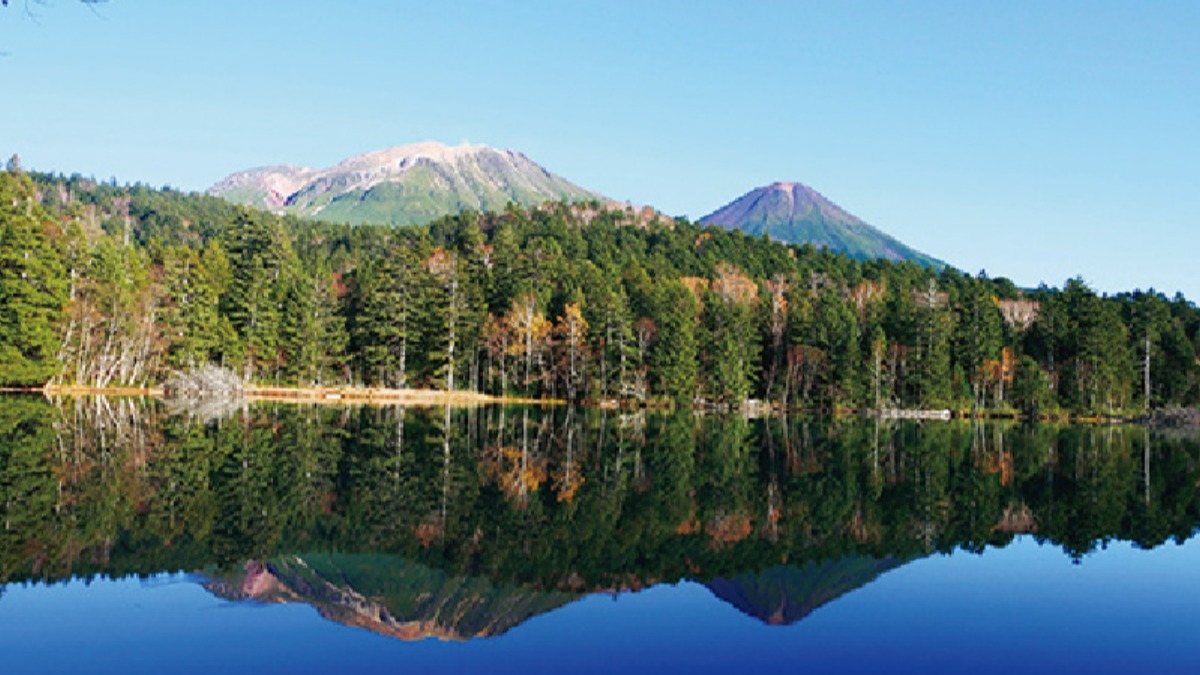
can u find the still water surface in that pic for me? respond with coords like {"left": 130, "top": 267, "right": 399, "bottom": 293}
{"left": 0, "top": 398, "right": 1197, "bottom": 673}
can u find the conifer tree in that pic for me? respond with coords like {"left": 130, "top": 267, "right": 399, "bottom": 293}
{"left": 592, "top": 283, "right": 637, "bottom": 400}
{"left": 355, "top": 245, "right": 420, "bottom": 387}
{"left": 0, "top": 169, "right": 67, "bottom": 386}
{"left": 913, "top": 279, "right": 952, "bottom": 407}
{"left": 280, "top": 265, "right": 345, "bottom": 385}
{"left": 162, "top": 245, "right": 226, "bottom": 369}
{"left": 807, "top": 288, "right": 861, "bottom": 407}
{"left": 221, "top": 210, "right": 291, "bottom": 381}
{"left": 651, "top": 281, "right": 699, "bottom": 403}
{"left": 954, "top": 281, "right": 1003, "bottom": 407}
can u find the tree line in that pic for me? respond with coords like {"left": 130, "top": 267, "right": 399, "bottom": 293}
{"left": 2, "top": 162, "right": 1198, "bottom": 415}
{"left": 1, "top": 400, "right": 1197, "bottom": 587}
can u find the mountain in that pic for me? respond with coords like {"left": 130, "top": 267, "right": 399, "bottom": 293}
{"left": 203, "top": 554, "right": 581, "bottom": 641}
{"left": 208, "top": 141, "right": 602, "bottom": 226}
{"left": 203, "top": 553, "right": 907, "bottom": 640}
{"left": 699, "top": 182, "right": 942, "bottom": 267}
{"left": 703, "top": 556, "right": 908, "bottom": 626}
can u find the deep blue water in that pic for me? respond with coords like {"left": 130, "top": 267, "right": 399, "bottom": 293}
{"left": 2, "top": 537, "right": 1197, "bottom": 674}
{"left": 1, "top": 400, "right": 1197, "bottom": 673}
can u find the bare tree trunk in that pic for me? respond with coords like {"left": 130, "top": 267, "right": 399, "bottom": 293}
{"left": 446, "top": 274, "right": 458, "bottom": 391}
{"left": 1144, "top": 426, "right": 1151, "bottom": 506}
{"left": 1143, "top": 332, "right": 1151, "bottom": 407}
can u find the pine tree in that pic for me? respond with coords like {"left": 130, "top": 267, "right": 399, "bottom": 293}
{"left": 355, "top": 245, "right": 420, "bottom": 387}
{"left": 1057, "top": 278, "right": 1134, "bottom": 412}
{"left": 423, "top": 248, "right": 470, "bottom": 391}
{"left": 651, "top": 281, "right": 699, "bottom": 403}
{"left": 807, "top": 288, "right": 861, "bottom": 407}
{"left": 1011, "top": 355, "right": 1051, "bottom": 417}
{"left": 913, "top": 279, "right": 951, "bottom": 408}
{"left": 954, "top": 281, "right": 1003, "bottom": 407}
{"left": 0, "top": 169, "right": 67, "bottom": 386}
{"left": 281, "top": 265, "right": 345, "bottom": 385}
{"left": 593, "top": 283, "right": 637, "bottom": 400}
{"left": 1128, "top": 291, "right": 1172, "bottom": 409}
{"left": 701, "top": 290, "right": 759, "bottom": 405}
{"left": 161, "top": 245, "right": 225, "bottom": 369}
{"left": 221, "top": 209, "right": 291, "bottom": 381}
{"left": 454, "top": 217, "right": 490, "bottom": 391}
{"left": 486, "top": 221, "right": 525, "bottom": 315}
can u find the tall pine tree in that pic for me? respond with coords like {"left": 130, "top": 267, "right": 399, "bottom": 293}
{"left": 0, "top": 169, "right": 67, "bottom": 386}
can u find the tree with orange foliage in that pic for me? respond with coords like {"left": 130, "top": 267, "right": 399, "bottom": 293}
{"left": 504, "top": 293, "right": 551, "bottom": 393}
{"left": 482, "top": 314, "right": 512, "bottom": 396}
{"left": 553, "top": 301, "right": 589, "bottom": 400}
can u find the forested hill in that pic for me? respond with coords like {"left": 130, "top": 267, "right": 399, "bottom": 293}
{"left": 3, "top": 164, "right": 1199, "bottom": 414}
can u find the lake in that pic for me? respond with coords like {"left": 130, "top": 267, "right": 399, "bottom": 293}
{"left": 0, "top": 397, "right": 1197, "bottom": 674}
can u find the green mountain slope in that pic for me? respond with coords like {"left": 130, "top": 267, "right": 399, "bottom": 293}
{"left": 699, "top": 182, "right": 943, "bottom": 267}
{"left": 208, "top": 141, "right": 602, "bottom": 226}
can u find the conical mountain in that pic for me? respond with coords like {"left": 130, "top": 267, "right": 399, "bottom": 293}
{"left": 699, "top": 182, "right": 942, "bottom": 267}
{"left": 703, "top": 556, "right": 909, "bottom": 626}
{"left": 208, "top": 141, "right": 603, "bottom": 226}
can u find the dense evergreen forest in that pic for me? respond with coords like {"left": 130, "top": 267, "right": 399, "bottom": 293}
{"left": 2, "top": 161, "right": 1198, "bottom": 415}
{"left": 2, "top": 401, "right": 1197, "bottom": 587}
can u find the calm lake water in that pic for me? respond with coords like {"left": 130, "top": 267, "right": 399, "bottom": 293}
{"left": 0, "top": 397, "right": 1197, "bottom": 674}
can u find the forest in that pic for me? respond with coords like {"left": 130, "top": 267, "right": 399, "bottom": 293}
{"left": 2, "top": 400, "right": 1198, "bottom": 588}
{"left": 2, "top": 160, "right": 1198, "bottom": 416}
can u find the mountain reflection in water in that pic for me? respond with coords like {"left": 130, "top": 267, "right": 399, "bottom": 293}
{"left": 0, "top": 397, "right": 1197, "bottom": 642}
{"left": 203, "top": 555, "right": 582, "bottom": 641}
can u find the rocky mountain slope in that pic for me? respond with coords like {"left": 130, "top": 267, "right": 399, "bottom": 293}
{"left": 700, "top": 182, "right": 942, "bottom": 267}
{"left": 208, "top": 141, "right": 602, "bottom": 226}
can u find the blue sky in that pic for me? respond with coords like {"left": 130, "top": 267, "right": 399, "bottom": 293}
{"left": 2, "top": 1, "right": 1197, "bottom": 299}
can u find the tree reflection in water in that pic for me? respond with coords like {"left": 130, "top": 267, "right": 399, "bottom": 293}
{"left": 0, "top": 396, "right": 1197, "bottom": 638}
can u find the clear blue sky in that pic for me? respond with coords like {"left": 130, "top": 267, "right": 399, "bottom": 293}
{"left": 3, "top": 1, "right": 1197, "bottom": 299}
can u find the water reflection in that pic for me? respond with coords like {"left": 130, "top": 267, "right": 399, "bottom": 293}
{"left": 0, "top": 397, "right": 1197, "bottom": 640}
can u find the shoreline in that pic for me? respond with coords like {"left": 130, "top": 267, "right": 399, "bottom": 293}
{"left": 1, "top": 386, "right": 1187, "bottom": 425}
{"left": 30, "top": 384, "right": 555, "bottom": 408}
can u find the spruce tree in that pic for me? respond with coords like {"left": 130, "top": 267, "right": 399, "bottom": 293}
{"left": 651, "top": 281, "right": 698, "bottom": 403}
{"left": 355, "top": 245, "right": 420, "bottom": 387}
{"left": 221, "top": 209, "right": 291, "bottom": 381}
{"left": 0, "top": 170, "right": 67, "bottom": 386}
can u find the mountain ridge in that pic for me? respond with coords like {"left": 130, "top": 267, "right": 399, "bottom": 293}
{"left": 211, "top": 142, "right": 942, "bottom": 266}
{"left": 208, "top": 141, "right": 603, "bottom": 226}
